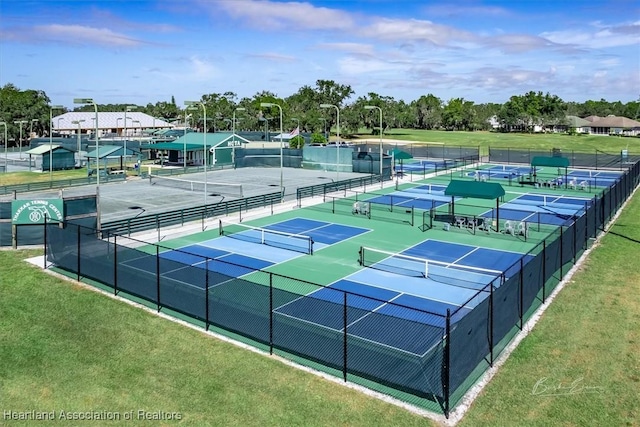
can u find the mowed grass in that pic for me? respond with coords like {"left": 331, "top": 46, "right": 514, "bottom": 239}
{"left": 0, "top": 250, "right": 433, "bottom": 427}
{"left": 354, "top": 129, "right": 640, "bottom": 156}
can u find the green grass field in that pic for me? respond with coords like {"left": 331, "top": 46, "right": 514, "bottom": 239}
{"left": 1, "top": 130, "right": 639, "bottom": 426}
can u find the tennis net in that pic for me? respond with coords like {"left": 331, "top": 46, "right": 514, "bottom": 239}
{"left": 359, "top": 246, "right": 503, "bottom": 290}
{"left": 149, "top": 174, "right": 243, "bottom": 198}
{"left": 219, "top": 220, "right": 313, "bottom": 254}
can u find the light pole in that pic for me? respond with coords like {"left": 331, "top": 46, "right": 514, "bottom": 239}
{"left": 13, "top": 120, "right": 27, "bottom": 159}
{"left": 319, "top": 117, "right": 327, "bottom": 142}
{"left": 364, "top": 105, "right": 383, "bottom": 187}
{"left": 233, "top": 107, "right": 245, "bottom": 169}
{"left": 30, "top": 119, "right": 39, "bottom": 138}
{"left": 320, "top": 104, "right": 340, "bottom": 181}
{"left": 116, "top": 117, "right": 123, "bottom": 133}
{"left": 0, "top": 122, "right": 7, "bottom": 172}
{"left": 183, "top": 113, "right": 191, "bottom": 169}
{"left": 74, "top": 98, "right": 99, "bottom": 186}
{"left": 291, "top": 117, "right": 299, "bottom": 148}
{"left": 71, "top": 119, "right": 85, "bottom": 163}
{"left": 123, "top": 106, "right": 136, "bottom": 171}
{"left": 49, "top": 105, "right": 64, "bottom": 181}
{"left": 185, "top": 101, "right": 208, "bottom": 206}
{"left": 260, "top": 102, "right": 283, "bottom": 198}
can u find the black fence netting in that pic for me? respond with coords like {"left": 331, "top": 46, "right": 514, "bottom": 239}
{"left": 42, "top": 157, "right": 639, "bottom": 418}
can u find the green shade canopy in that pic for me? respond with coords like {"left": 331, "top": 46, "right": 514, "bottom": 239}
{"left": 531, "top": 156, "right": 570, "bottom": 168}
{"left": 390, "top": 148, "right": 413, "bottom": 160}
{"left": 444, "top": 180, "right": 505, "bottom": 199}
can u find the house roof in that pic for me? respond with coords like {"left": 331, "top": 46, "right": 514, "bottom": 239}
{"left": 566, "top": 115, "right": 591, "bottom": 128}
{"left": 583, "top": 115, "right": 602, "bottom": 122}
{"left": 164, "top": 132, "right": 251, "bottom": 147}
{"left": 587, "top": 116, "right": 640, "bottom": 128}
{"left": 52, "top": 112, "right": 175, "bottom": 131}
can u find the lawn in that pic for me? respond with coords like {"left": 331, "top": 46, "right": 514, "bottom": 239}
{"left": 354, "top": 129, "right": 640, "bottom": 156}
{"left": 1, "top": 130, "right": 639, "bottom": 426}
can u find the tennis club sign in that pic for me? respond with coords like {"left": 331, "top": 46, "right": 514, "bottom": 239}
{"left": 11, "top": 199, "right": 64, "bottom": 225}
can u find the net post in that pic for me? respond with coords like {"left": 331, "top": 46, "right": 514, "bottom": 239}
{"left": 218, "top": 219, "right": 223, "bottom": 235}
{"left": 410, "top": 206, "right": 414, "bottom": 226}
{"left": 205, "top": 258, "right": 210, "bottom": 331}
{"left": 343, "top": 291, "right": 348, "bottom": 383}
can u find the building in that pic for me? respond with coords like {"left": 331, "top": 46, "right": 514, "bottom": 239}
{"left": 52, "top": 112, "right": 174, "bottom": 138}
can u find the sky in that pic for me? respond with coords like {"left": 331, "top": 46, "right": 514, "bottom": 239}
{"left": 1, "top": 0, "right": 639, "bottom": 109}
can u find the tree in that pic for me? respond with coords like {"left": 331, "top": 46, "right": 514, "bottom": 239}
{"left": 442, "top": 98, "right": 475, "bottom": 131}
{"left": 0, "top": 83, "right": 53, "bottom": 146}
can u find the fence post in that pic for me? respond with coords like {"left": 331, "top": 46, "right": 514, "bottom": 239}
{"left": 156, "top": 245, "right": 161, "bottom": 313}
{"left": 443, "top": 309, "right": 451, "bottom": 419}
{"left": 114, "top": 233, "right": 118, "bottom": 296}
{"left": 205, "top": 258, "right": 210, "bottom": 331}
{"left": 77, "top": 224, "right": 81, "bottom": 282}
{"left": 343, "top": 291, "right": 348, "bottom": 382}
{"left": 269, "top": 273, "right": 274, "bottom": 355}
{"left": 519, "top": 258, "right": 524, "bottom": 329}
{"left": 489, "top": 284, "right": 494, "bottom": 367}
{"left": 542, "top": 240, "right": 547, "bottom": 304}
{"left": 43, "top": 216, "right": 47, "bottom": 269}
{"left": 559, "top": 226, "right": 564, "bottom": 278}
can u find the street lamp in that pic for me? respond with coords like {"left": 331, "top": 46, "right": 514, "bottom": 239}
{"left": 71, "top": 119, "right": 85, "bottom": 163}
{"left": 56, "top": 117, "right": 65, "bottom": 132}
{"left": 116, "top": 117, "right": 123, "bottom": 132}
{"left": 0, "top": 122, "right": 7, "bottom": 173}
{"left": 74, "top": 98, "right": 99, "bottom": 186}
{"left": 185, "top": 101, "right": 208, "bottom": 206}
{"left": 49, "top": 106, "right": 64, "bottom": 180}
{"left": 364, "top": 105, "right": 384, "bottom": 188}
{"left": 319, "top": 103, "right": 340, "bottom": 181}
{"left": 260, "top": 102, "right": 283, "bottom": 198}
{"left": 233, "top": 107, "right": 245, "bottom": 169}
{"left": 30, "top": 119, "right": 39, "bottom": 138}
{"left": 13, "top": 120, "right": 27, "bottom": 159}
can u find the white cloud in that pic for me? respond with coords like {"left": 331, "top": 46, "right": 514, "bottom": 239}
{"left": 34, "top": 24, "right": 142, "bottom": 47}
{"left": 202, "top": 0, "right": 354, "bottom": 30}
{"left": 541, "top": 21, "right": 640, "bottom": 49}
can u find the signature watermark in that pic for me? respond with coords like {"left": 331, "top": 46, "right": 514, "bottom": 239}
{"left": 532, "top": 377, "right": 604, "bottom": 396}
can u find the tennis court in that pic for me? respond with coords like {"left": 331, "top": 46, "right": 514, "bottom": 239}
{"left": 274, "top": 239, "right": 525, "bottom": 356}
{"left": 364, "top": 183, "right": 455, "bottom": 210}
{"left": 119, "top": 218, "right": 370, "bottom": 286}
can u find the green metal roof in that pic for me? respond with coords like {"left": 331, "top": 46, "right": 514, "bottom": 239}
{"left": 25, "top": 144, "right": 67, "bottom": 155}
{"left": 531, "top": 156, "right": 570, "bottom": 168}
{"left": 86, "top": 145, "right": 138, "bottom": 158}
{"left": 445, "top": 180, "right": 505, "bottom": 199}
{"left": 140, "top": 142, "right": 204, "bottom": 151}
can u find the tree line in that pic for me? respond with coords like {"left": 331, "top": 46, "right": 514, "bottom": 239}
{"left": 0, "top": 81, "right": 638, "bottom": 145}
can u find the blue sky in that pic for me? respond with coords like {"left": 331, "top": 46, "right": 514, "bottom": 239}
{"left": 1, "top": 0, "right": 638, "bottom": 109}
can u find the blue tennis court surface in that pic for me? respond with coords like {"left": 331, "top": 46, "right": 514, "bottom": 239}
{"left": 274, "top": 239, "right": 530, "bottom": 356}
{"left": 397, "top": 159, "right": 459, "bottom": 172}
{"left": 121, "top": 218, "right": 370, "bottom": 288}
{"left": 366, "top": 184, "right": 454, "bottom": 210}
{"left": 486, "top": 193, "right": 592, "bottom": 226}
